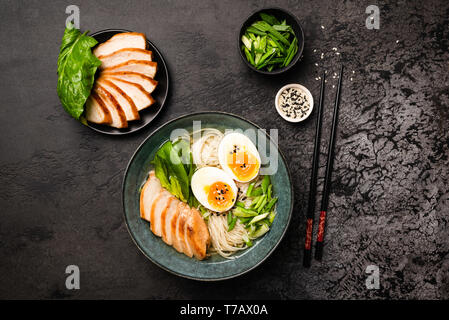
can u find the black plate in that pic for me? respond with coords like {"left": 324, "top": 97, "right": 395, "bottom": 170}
{"left": 238, "top": 7, "right": 305, "bottom": 75}
{"left": 88, "top": 29, "right": 169, "bottom": 135}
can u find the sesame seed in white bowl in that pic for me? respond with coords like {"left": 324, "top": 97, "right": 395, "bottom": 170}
{"left": 275, "top": 84, "right": 314, "bottom": 123}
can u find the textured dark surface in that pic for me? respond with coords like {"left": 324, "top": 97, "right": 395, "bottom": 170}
{"left": 0, "top": 0, "right": 448, "bottom": 299}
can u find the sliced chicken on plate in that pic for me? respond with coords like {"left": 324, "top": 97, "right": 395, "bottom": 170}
{"left": 93, "top": 85, "right": 128, "bottom": 128}
{"left": 96, "top": 78, "right": 140, "bottom": 121}
{"left": 98, "top": 48, "right": 153, "bottom": 69}
{"left": 140, "top": 171, "right": 211, "bottom": 260}
{"left": 103, "top": 60, "right": 157, "bottom": 79}
{"left": 93, "top": 32, "right": 146, "bottom": 57}
{"left": 101, "top": 71, "right": 158, "bottom": 94}
{"left": 104, "top": 76, "right": 155, "bottom": 111}
{"left": 85, "top": 92, "right": 112, "bottom": 124}
{"left": 85, "top": 32, "right": 159, "bottom": 128}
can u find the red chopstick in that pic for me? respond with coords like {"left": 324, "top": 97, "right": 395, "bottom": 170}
{"left": 314, "top": 65, "right": 343, "bottom": 261}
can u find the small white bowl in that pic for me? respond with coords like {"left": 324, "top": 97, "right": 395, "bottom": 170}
{"left": 275, "top": 84, "right": 314, "bottom": 123}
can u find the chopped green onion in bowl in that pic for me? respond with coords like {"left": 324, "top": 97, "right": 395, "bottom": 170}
{"left": 240, "top": 12, "right": 299, "bottom": 72}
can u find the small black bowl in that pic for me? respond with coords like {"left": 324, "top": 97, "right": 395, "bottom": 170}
{"left": 87, "top": 29, "right": 169, "bottom": 135}
{"left": 238, "top": 7, "right": 304, "bottom": 75}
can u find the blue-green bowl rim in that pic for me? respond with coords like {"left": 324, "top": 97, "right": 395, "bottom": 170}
{"left": 122, "top": 111, "right": 294, "bottom": 281}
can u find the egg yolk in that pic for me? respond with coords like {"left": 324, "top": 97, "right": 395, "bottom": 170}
{"left": 226, "top": 145, "right": 259, "bottom": 181}
{"left": 206, "top": 181, "right": 235, "bottom": 211}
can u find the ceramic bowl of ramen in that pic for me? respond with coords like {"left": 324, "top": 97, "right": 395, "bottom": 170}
{"left": 122, "top": 111, "right": 293, "bottom": 280}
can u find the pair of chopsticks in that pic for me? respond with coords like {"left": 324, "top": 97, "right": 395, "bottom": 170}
{"left": 303, "top": 65, "right": 343, "bottom": 267}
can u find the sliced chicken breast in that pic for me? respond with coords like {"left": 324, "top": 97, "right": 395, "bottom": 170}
{"left": 176, "top": 203, "right": 193, "bottom": 258}
{"left": 140, "top": 171, "right": 162, "bottom": 222}
{"left": 161, "top": 198, "right": 178, "bottom": 245}
{"left": 185, "top": 208, "right": 210, "bottom": 260}
{"left": 170, "top": 204, "right": 184, "bottom": 253}
{"left": 96, "top": 78, "right": 139, "bottom": 121}
{"left": 150, "top": 189, "right": 171, "bottom": 237}
{"left": 140, "top": 171, "right": 211, "bottom": 260}
{"left": 101, "top": 71, "right": 158, "bottom": 94}
{"left": 93, "top": 85, "right": 128, "bottom": 128}
{"left": 85, "top": 92, "right": 112, "bottom": 124}
{"left": 183, "top": 213, "right": 195, "bottom": 258}
{"left": 103, "top": 60, "right": 157, "bottom": 79}
{"left": 98, "top": 48, "right": 153, "bottom": 69}
{"left": 93, "top": 32, "right": 146, "bottom": 57}
{"left": 104, "top": 76, "right": 155, "bottom": 111}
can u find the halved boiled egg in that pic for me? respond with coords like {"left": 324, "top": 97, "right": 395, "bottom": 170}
{"left": 218, "top": 132, "right": 261, "bottom": 182}
{"left": 191, "top": 167, "right": 238, "bottom": 213}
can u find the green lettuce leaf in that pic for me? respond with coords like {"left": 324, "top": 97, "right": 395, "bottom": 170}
{"left": 153, "top": 155, "right": 170, "bottom": 190}
{"left": 57, "top": 24, "right": 101, "bottom": 120}
{"left": 151, "top": 141, "right": 192, "bottom": 203}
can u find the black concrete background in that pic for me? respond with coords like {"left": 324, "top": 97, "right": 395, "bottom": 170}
{"left": 0, "top": 0, "right": 448, "bottom": 299}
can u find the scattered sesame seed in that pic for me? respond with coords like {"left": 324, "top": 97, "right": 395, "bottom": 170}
{"left": 396, "top": 40, "right": 400, "bottom": 43}
{"left": 352, "top": 70, "right": 355, "bottom": 74}
{"left": 336, "top": 52, "right": 340, "bottom": 55}
{"left": 350, "top": 77, "right": 353, "bottom": 81}
{"left": 315, "top": 63, "right": 319, "bottom": 67}
{"left": 332, "top": 47, "right": 337, "bottom": 51}
{"left": 313, "top": 49, "right": 317, "bottom": 53}
{"left": 321, "top": 25, "right": 325, "bottom": 29}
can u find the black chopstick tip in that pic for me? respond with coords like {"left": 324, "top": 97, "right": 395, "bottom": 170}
{"left": 337, "top": 65, "right": 344, "bottom": 84}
